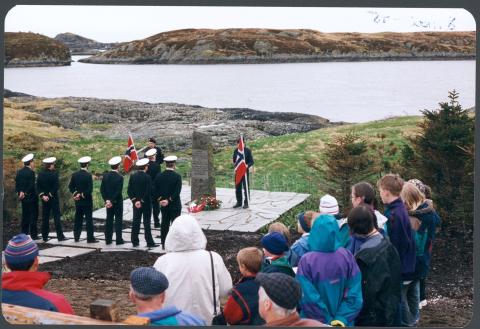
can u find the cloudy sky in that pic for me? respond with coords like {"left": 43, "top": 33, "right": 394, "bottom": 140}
{"left": 5, "top": 6, "right": 476, "bottom": 43}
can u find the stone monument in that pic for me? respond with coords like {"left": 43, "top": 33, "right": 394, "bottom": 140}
{"left": 191, "top": 131, "right": 216, "bottom": 200}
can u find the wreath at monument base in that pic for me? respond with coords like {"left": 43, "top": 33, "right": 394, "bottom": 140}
{"left": 188, "top": 195, "right": 222, "bottom": 213}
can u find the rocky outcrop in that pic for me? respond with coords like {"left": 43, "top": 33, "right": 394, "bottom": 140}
{"left": 5, "top": 32, "right": 71, "bottom": 67}
{"left": 7, "top": 94, "right": 337, "bottom": 151}
{"left": 54, "top": 32, "right": 123, "bottom": 55}
{"left": 79, "top": 29, "right": 476, "bottom": 64}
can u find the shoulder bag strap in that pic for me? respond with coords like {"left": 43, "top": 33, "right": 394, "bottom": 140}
{"left": 209, "top": 251, "right": 218, "bottom": 315}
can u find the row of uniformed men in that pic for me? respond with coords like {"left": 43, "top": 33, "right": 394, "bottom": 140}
{"left": 14, "top": 148, "right": 182, "bottom": 249}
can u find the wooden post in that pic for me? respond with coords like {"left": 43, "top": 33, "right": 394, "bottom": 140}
{"left": 90, "top": 299, "right": 120, "bottom": 322}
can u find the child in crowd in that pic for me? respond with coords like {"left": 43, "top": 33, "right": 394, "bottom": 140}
{"left": 297, "top": 214, "right": 363, "bottom": 326}
{"left": 267, "top": 222, "right": 298, "bottom": 268}
{"left": 347, "top": 205, "right": 401, "bottom": 326}
{"left": 401, "top": 182, "right": 441, "bottom": 320}
{"left": 377, "top": 174, "right": 416, "bottom": 327}
{"left": 290, "top": 211, "right": 317, "bottom": 264}
{"left": 260, "top": 232, "right": 295, "bottom": 277}
{"left": 351, "top": 182, "right": 388, "bottom": 234}
{"left": 220, "top": 247, "right": 265, "bottom": 325}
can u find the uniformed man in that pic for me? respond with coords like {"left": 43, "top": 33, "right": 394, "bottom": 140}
{"left": 37, "top": 157, "right": 67, "bottom": 242}
{"left": 233, "top": 137, "right": 254, "bottom": 209}
{"left": 144, "top": 137, "right": 164, "bottom": 166}
{"left": 100, "top": 156, "right": 125, "bottom": 245}
{"left": 127, "top": 158, "right": 157, "bottom": 248}
{"left": 153, "top": 155, "right": 182, "bottom": 249}
{"left": 145, "top": 148, "right": 161, "bottom": 228}
{"left": 68, "top": 156, "right": 96, "bottom": 243}
{"left": 15, "top": 153, "right": 39, "bottom": 239}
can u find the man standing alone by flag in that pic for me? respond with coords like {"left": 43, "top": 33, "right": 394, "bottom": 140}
{"left": 233, "top": 136, "right": 254, "bottom": 209}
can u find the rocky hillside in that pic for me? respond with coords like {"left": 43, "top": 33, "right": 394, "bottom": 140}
{"left": 79, "top": 29, "right": 476, "bottom": 64}
{"left": 5, "top": 32, "right": 71, "bottom": 67}
{"left": 55, "top": 32, "right": 122, "bottom": 55}
{"left": 4, "top": 91, "right": 335, "bottom": 151}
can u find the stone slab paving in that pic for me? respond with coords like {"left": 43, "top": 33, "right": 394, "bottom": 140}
{"left": 38, "top": 256, "right": 64, "bottom": 264}
{"left": 39, "top": 246, "right": 96, "bottom": 258}
{"left": 93, "top": 186, "right": 310, "bottom": 232}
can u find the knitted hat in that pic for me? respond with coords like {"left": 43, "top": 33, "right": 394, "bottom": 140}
{"left": 319, "top": 194, "right": 339, "bottom": 215}
{"left": 297, "top": 212, "right": 310, "bottom": 233}
{"left": 4, "top": 234, "right": 39, "bottom": 267}
{"left": 261, "top": 232, "right": 289, "bottom": 255}
{"left": 130, "top": 267, "right": 169, "bottom": 296}
{"left": 256, "top": 272, "right": 302, "bottom": 310}
{"left": 408, "top": 179, "right": 426, "bottom": 194}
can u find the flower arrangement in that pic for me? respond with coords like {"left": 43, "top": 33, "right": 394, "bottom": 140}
{"left": 188, "top": 195, "right": 222, "bottom": 213}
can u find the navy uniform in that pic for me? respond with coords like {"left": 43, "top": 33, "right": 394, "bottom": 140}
{"left": 153, "top": 155, "right": 182, "bottom": 248}
{"left": 14, "top": 154, "right": 39, "bottom": 238}
{"left": 128, "top": 158, "right": 156, "bottom": 248}
{"left": 233, "top": 142, "right": 254, "bottom": 209}
{"left": 144, "top": 137, "right": 165, "bottom": 166}
{"left": 37, "top": 157, "right": 66, "bottom": 242}
{"left": 145, "top": 148, "right": 161, "bottom": 228}
{"left": 100, "top": 156, "right": 125, "bottom": 245}
{"left": 68, "top": 156, "right": 96, "bottom": 243}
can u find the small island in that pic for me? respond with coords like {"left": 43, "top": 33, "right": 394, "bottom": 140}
{"left": 54, "top": 32, "right": 123, "bottom": 55}
{"left": 79, "top": 28, "right": 476, "bottom": 65}
{"left": 5, "top": 32, "right": 71, "bottom": 67}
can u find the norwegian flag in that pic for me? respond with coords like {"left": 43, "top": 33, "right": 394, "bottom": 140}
{"left": 235, "top": 136, "right": 248, "bottom": 186}
{"left": 124, "top": 134, "right": 138, "bottom": 173}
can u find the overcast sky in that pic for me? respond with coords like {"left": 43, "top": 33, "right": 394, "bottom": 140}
{"left": 5, "top": 6, "right": 476, "bottom": 43}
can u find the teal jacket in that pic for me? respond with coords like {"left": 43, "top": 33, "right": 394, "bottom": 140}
{"left": 297, "top": 214, "right": 363, "bottom": 326}
{"left": 138, "top": 306, "right": 206, "bottom": 326}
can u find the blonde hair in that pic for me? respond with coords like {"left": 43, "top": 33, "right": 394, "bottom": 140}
{"left": 237, "top": 247, "right": 263, "bottom": 274}
{"left": 268, "top": 222, "right": 291, "bottom": 244}
{"left": 401, "top": 182, "right": 425, "bottom": 211}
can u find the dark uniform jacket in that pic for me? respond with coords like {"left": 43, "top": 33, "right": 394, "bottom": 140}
{"left": 232, "top": 147, "right": 254, "bottom": 168}
{"left": 153, "top": 169, "right": 182, "bottom": 209}
{"left": 37, "top": 169, "right": 60, "bottom": 199}
{"left": 146, "top": 160, "right": 160, "bottom": 182}
{"left": 355, "top": 237, "right": 401, "bottom": 327}
{"left": 68, "top": 169, "right": 93, "bottom": 206}
{"left": 15, "top": 166, "right": 36, "bottom": 202}
{"left": 144, "top": 146, "right": 164, "bottom": 165}
{"left": 100, "top": 171, "right": 124, "bottom": 204}
{"left": 128, "top": 171, "right": 152, "bottom": 203}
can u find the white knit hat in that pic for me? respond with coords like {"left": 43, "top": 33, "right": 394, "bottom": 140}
{"left": 319, "top": 194, "right": 339, "bottom": 215}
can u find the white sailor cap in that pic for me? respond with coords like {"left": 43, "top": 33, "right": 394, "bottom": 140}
{"left": 145, "top": 148, "right": 157, "bottom": 157}
{"left": 164, "top": 155, "right": 177, "bottom": 162}
{"left": 42, "top": 157, "right": 56, "bottom": 164}
{"left": 22, "top": 153, "right": 34, "bottom": 163}
{"left": 136, "top": 158, "right": 149, "bottom": 167}
{"left": 108, "top": 156, "right": 122, "bottom": 166}
{"left": 78, "top": 156, "right": 92, "bottom": 164}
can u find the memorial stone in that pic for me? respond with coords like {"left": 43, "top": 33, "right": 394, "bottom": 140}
{"left": 191, "top": 131, "right": 216, "bottom": 200}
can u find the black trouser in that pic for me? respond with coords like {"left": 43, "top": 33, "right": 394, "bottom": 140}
{"left": 420, "top": 278, "right": 426, "bottom": 301}
{"left": 73, "top": 203, "right": 95, "bottom": 241}
{"left": 235, "top": 171, "right": 250, "bottom": 205}
{"left": 131, "top": 201, "right": 155, "bottom": 246}
{"left": 160, "top": 205, "right": 181, "bottom": 247}
{"left": 21, "top": 198, "right": 38, "bottom": 238}
{"left": 105, "top": 202, "right": 123, "bottom": 244}
{"left": 41, "top": 197, "right": 64, "bottom": 240}
{"left": 152, "top": 197, "right": 160, "bottom": 226}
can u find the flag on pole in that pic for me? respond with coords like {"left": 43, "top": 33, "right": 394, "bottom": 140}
{"left": 124, "top": 134, "right": 138, "bottom": 172}
{"left": 235, "top": 136, "right": 247, "bottom": 186}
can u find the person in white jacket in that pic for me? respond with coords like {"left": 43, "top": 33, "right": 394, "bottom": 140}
{"left": 153, "top": 214, "right": 233, "bottom": 324}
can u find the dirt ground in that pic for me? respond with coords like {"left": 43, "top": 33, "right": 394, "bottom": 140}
{"left": 3, "top": 217, "right": 473, "bottom": 327}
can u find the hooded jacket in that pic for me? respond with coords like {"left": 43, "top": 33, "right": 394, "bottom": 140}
{"left": 2, "top": 271, "right": 74, "bottom": 314}
{"left": 153, "top": 215, "right": 232, "bottom": 325}
{"left": 297, "top": 214, "right": 363, "bottom": 326}
{"left": 291, "top": 234, "right": 309, "bottom": 264}
{"left": 138, "top": 306, "right": 206, "bottom": 326}
{"left": 261, "top": 255, "right": 295, "bottom": 277}
{"left": 354, "top": 234, "right": 402, "bottom": 326}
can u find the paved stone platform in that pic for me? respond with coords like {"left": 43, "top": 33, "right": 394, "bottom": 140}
{"left": 93, "top": 186, "right": 310, "bottom": 232}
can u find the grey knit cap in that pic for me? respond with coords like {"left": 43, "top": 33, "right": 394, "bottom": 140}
{"left": 130, "top": 267, "right": 169, "bottom": 295}
{"left": 256, "top": 272, "right": 302, "bottom": 310}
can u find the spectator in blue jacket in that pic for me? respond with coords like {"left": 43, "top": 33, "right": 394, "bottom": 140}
{"left": 296, "top": 214, "right": 363, "bottom": 326}
{"left": 129, "top": 267, "right": 206, "bottom": 326}
{"left": 291, "top": 211, "right": 317, "bottom": 265}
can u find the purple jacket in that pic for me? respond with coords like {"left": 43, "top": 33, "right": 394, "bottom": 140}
{"left": 384, "top": 198, "right": 416, "bottom": 279}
